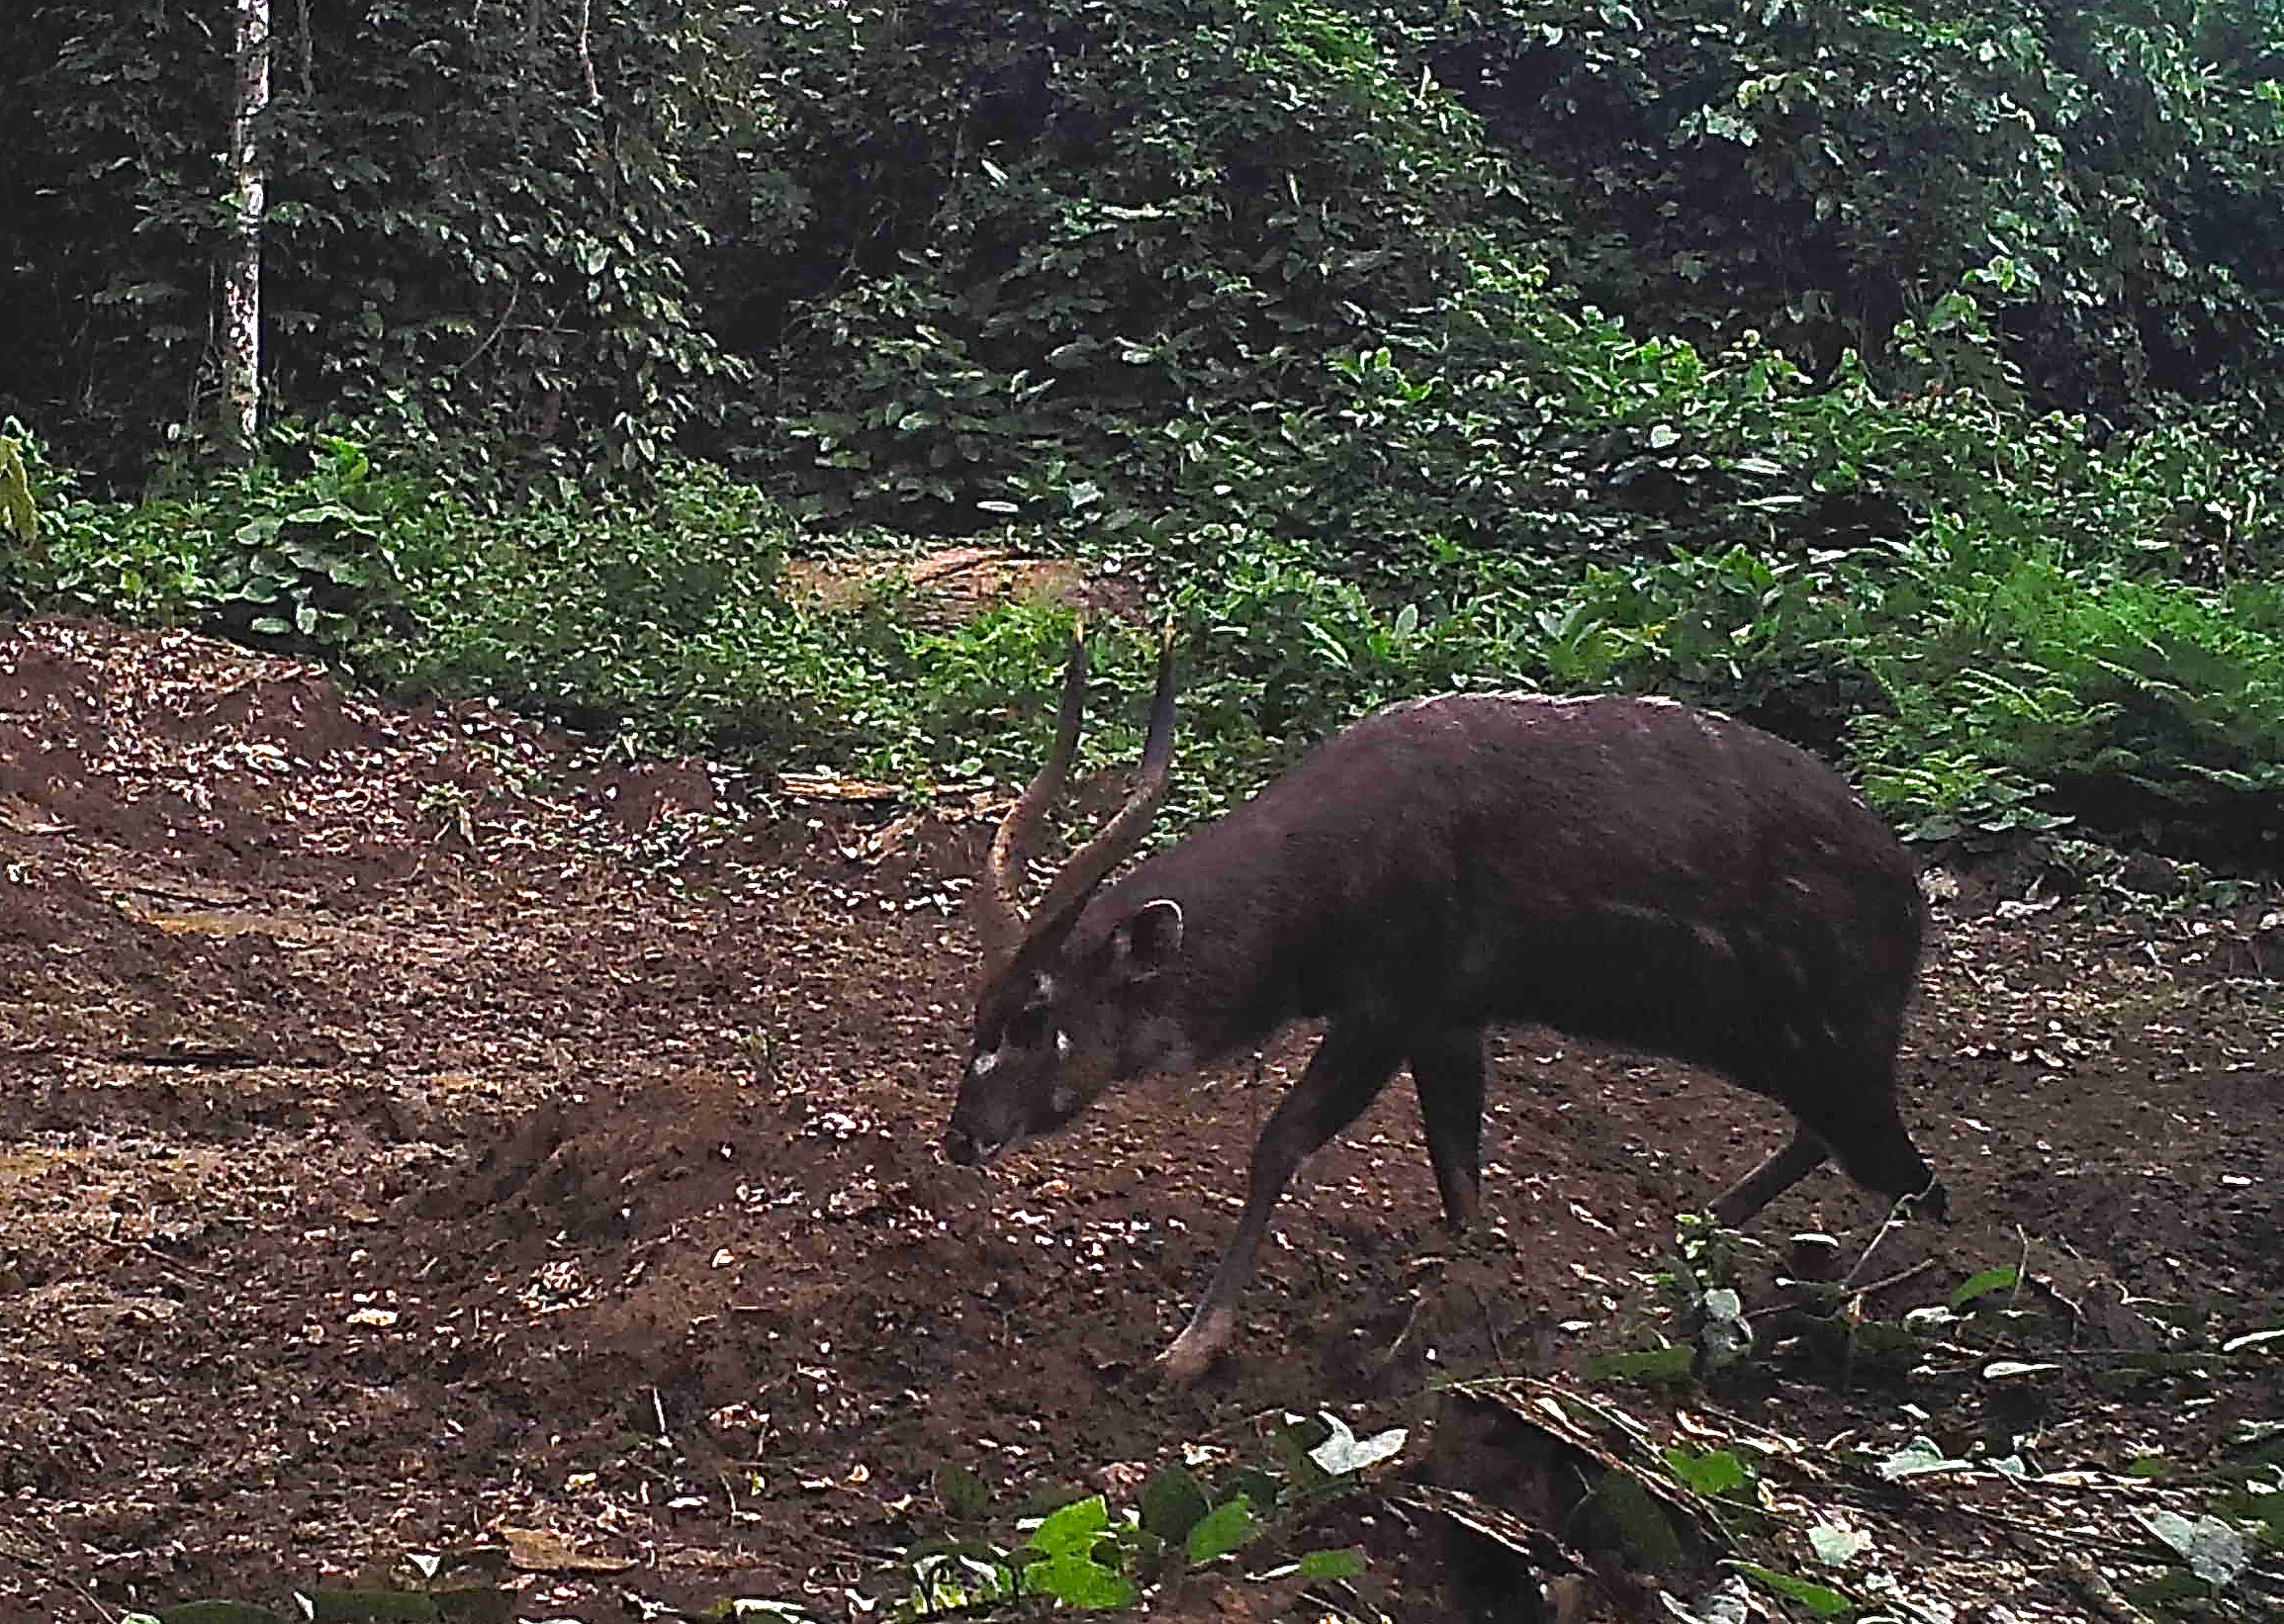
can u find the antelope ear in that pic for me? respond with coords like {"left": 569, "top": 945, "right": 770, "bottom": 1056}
{"left": 1109, "top": 898, "right": 1184, "bottom": 980}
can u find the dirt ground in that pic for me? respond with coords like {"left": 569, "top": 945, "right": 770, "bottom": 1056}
{"left": 0, "top": 616, "right": 2278, "bottom": 1622}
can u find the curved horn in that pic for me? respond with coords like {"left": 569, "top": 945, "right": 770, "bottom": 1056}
{"left": 1027, "top": 617, "right": 1178, "bottom": 934}
{"left": 976, "top": 619, "right": 1089, "bottom": 972}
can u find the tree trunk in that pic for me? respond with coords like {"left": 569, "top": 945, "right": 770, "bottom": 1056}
{"left": 223, "top": 0, "right": 271, "bottom": 455}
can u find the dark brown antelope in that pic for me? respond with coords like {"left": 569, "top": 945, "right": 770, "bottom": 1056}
{"left": 944, "top": 627, "right": 1945, "bottom": 1384}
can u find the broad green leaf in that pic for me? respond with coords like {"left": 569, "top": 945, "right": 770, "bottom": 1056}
{"left": 1185, "top": 1495, "right": 1257, "bottom": 1563}
{"left": 1271, "top": 1420, "right": 1328, "bottom": 1487}
{"left": 1733, "top": 1562, "right": 1851, "bottom": 1616}
{"left": 1026, "top": 1493, "right": 1111, "bottom": 1560}
{"left": 1587, "top": 1344, "right": 1694, "bottom": 1383}
{"left": 0, "top": 439, "right": 35, "bottom": 543}
{"left": 1949, "top": 1265, "right": 2019, "bottom": 1308}
{"left": 1021, "top": 1554, "right": 1136, "bottom": 1610}
{"left": 1217, "top": 1465, "right": 1284, "bottom": 1509}
{"left": 1139, "top": 1465, "right": 1211, "bottom": 1543}
{"left": 1663, "top": 1446, "right": 1750, "bottom": 1497}
{"left": 1294, "top": 1546, "right": 1368, "bottom": 1579}
{"left": 1585, "top": 1471, "right": 1685, "bottom": 1573}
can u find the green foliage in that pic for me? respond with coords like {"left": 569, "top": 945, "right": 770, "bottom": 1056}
{"left": 867, "top": 1415, "right": 1400, "bottom": 1617}
{"left": 749, "top": 0, "right": 1505, "bottom": 529}
{"left": 11, "top": 0, "right": 2284, "bottom": 526}
{"left": 2, "top": 0, "right": 754, "bottom": 486}
{"left": 1, "top": 424, "right": 1184, "bottom": 783}
{"left": 13, "top": 376, "right": 2282, "bottom": 862}
{"left": 369, "top": 457, "right": 835, "bottom": 753}
{"left": 1363, "top": 0, "right": 2284, "bottom": 424}
{"left": 1850, "top": 556, "right": 2284, "bottom": 841}
{"left": 9, "top": 10, "right": 2284, "bottom": 859}
{"left": 4, "top": 421, "right": 421, "bottom": 654}
{"left": 1021, "top": 1494, "right": 1141, "bottom": 1609}
{"left": 1586, "top": 1343, "right": 1698, "bottom": 1386}
{"left": 703, "top": 3, "right": 2284, "bottom": 563}
{"left": 735, "top": 0, "right": 2284, "bottom": 539}
{"left": 792, "top": 270, "right": 2276, "bottom": 856}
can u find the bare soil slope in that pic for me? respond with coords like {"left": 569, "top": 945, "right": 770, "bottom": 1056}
{"left": 0, "top": 617, "right": 2276, "bottom": 1619}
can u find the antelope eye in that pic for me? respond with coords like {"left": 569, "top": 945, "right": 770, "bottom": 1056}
{"left": 1005, "top": 1005, "right": 1051, "bottom": 1047}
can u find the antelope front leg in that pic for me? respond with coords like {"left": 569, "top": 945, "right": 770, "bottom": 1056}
{"left": 1158, "top": 1021, "right": 1404, "bottom": 1385}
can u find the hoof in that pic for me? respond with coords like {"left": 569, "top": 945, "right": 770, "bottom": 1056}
{"left": 1154, "top": 1309, "right": 1234, "bottom": 1387}
{"left": 1153, "top": 1337, "right": 1218, "bottom": 1388}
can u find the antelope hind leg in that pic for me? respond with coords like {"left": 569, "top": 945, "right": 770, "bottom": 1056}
{"left": 1410, "top": 1026, "right": 1488, "bottom": 1231}
{"left": 1709, "top": 1125, "right": 1829, "bottom": 1227}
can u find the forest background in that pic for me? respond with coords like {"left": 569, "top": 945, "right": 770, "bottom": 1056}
{"left": 6, "top": 0, "right": 2284, "bottom": 863}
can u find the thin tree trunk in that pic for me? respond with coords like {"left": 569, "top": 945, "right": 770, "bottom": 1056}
{"left": 577, "top": 0, "right": 600, "bottom": 103}
{"left": 223, "top": 0, "right": 271, "bottom": 455}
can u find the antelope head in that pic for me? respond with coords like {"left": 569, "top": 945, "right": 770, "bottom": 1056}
{"left": 943, "top": 621, "right": 1181, "bottom": 1165}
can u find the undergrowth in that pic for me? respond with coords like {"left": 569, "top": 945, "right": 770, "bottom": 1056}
{"left": 3, "top": 321, "right": 2281, "bottom": 865}
{"left": 1573, "top": 1215, "right": 2284, "bottom": 1622}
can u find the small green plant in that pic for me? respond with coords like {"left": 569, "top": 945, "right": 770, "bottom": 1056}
{"left": 868, "top": 1413, "right": 1402, "bottom": 1617}
{"left": 8, "top": 420, "right": 432, "bottom": 657}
